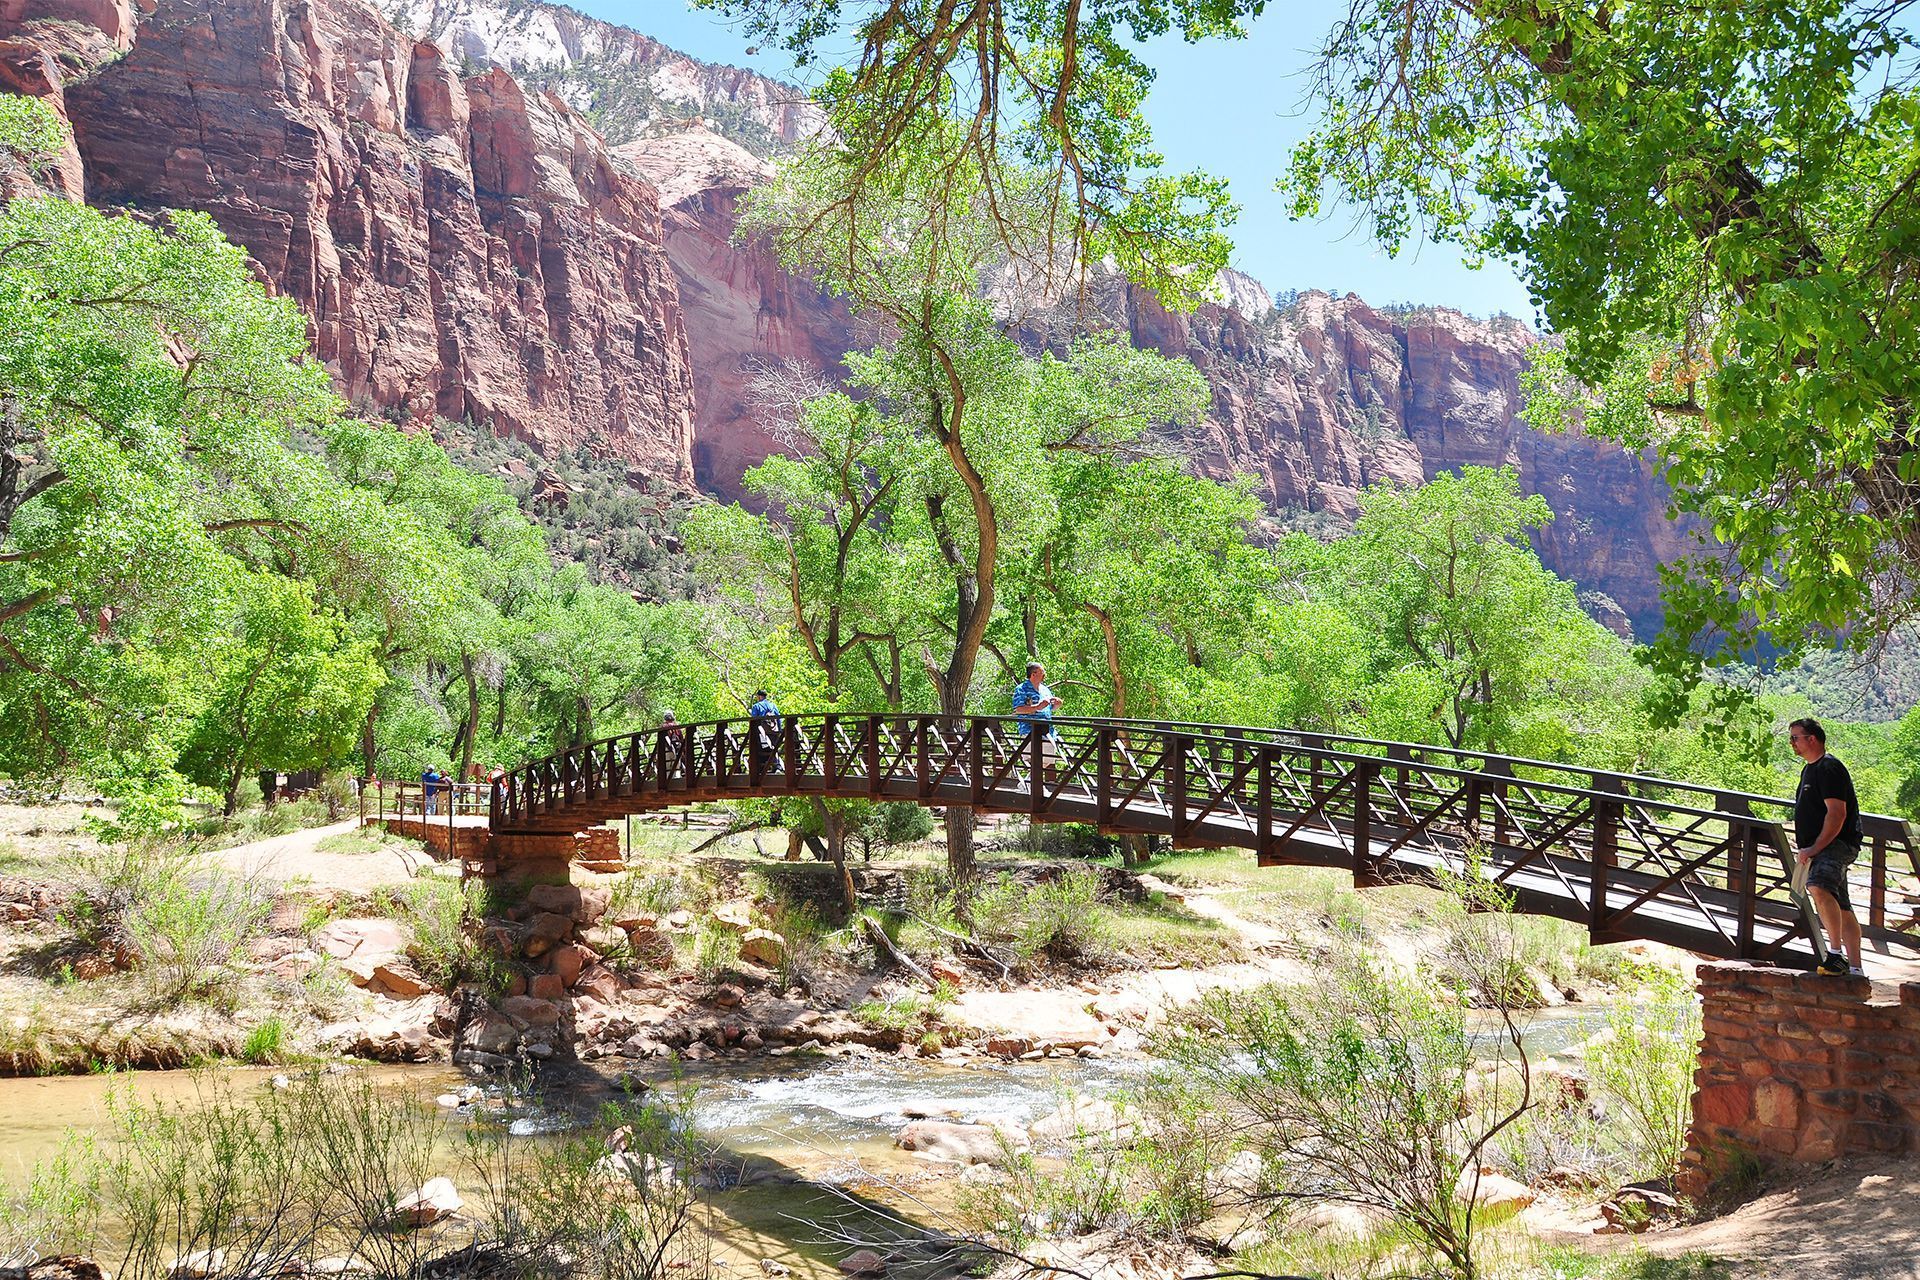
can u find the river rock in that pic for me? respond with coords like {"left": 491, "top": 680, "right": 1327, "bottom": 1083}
{"left": 462, "top": 1011, "right": 519, "bottom": 1056}
{"left": 927, "top": 959, "right": 965, "bottom": 987}
{"left": 522, "top": 913, "right": 574, "bottom": 959}
{"left": 344, "top": 998, "right": 442, "bottom": 1062}
{"left": 168, "top": 1249, "right": 224, "bottom": 1278}
{"left": 581, "top": 926, "right": 627, "bottom": 954}
{"left": 895, "top": 1120, "right": 1027, "bottom": 1166}
{"left": 529, "top": 973, "right": 566, "bottom": 1000}
{"left": 710, "top": 902, "right": 755, "bottom": 933}
{"left": 569, "top": 969, "right": 618, "bottom": 1009}
{"left": 1457, "top": 1169, "right": 1535, "bottom": 1218}
{"left": 371, "top": 961, "right": 434, "bottom": 999}
{"left": 547, "top": 944, "right": 588, "bottom": 988}
{"left": 984, "top": 1037, "right": 1030, "bottom": 1058}
{"left": 524, "top": 883, "right": 611, "bottom": 926}
{"left": 500, "top": 996, "right": 564, "bottom": 1029}
{"left": 738, "top": 928, "right": 785, "bottom": 967}
{"left": 390, "top": 1177, "right": 461, "bottom": 1227}
{"left": 837, "top": 1250, "right": 886, "bottom": 1276}
{"left": 1029, "top": 1096, "right": 1134, "bottom": 1144}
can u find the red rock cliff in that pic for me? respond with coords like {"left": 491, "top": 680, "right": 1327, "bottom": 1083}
{"left": 617, "top": 126, "right": 856, "bottom": 497}
{"left": 4, "top": 0, "right": 698, "bottom": 482}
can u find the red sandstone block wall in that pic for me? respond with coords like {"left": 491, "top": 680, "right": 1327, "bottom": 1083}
{"left": 1681, "top": 961, "right": 1920, "bottom": 1189}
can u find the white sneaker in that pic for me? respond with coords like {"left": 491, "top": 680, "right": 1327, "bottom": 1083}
{"left": 1850, "top": 966, "right": 1867, "bottom": 977}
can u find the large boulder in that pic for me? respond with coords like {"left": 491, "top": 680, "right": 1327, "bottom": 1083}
{"left": 314, "top": 918, "right": 408, "bottom": 985}
{"left": 390, "top": 1178, "right": 461, "bottom": 1228}
{"left": 522, "top": 912, "right": 574, "bottom": 959}
{"left": 500, "top": 996, "right": 564, "bottom": 1029}
{"left": 525, "top": 883, "right": 612, "bottom": 926}
{"left": 1457, "top": 1169, "right": 1535, "bottom": 1220}
{"left": 1028, "top": 1096, "right": 1134, "bottom": 1144}
{"left": 895, "top": 1120, "right": 1027, "bottom": 1166}
{"left": 738, "top": 928, "right": 786, "bottom": 968}
{"left": 460, "top": 1011, "right": 520, "bottom": 1056}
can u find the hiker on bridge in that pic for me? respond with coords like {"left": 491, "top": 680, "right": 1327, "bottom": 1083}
{"left": 1790, "top": 717, "right": 1866, "bottom": 977}
{"left": 662, "top": 709, "right": 686, "bottom": 777}
{"left": 749, "top": 690, "right": 782, "bottom": 775}
{"left": 1013, "top": 661, "right": 1063, "bottom": 782}
{"left": 421, "top": 764, "right": 443, "bottom": 817}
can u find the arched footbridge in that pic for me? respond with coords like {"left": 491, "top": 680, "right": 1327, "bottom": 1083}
{"left": 491, "top": 716, "right": 1920, "bottom": 967}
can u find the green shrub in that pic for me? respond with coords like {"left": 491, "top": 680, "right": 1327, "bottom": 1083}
{"left": 240, "top": 1018, "right": 289, "bottom": 1065}
{"left": 62, "top": 844, "right": 272, "bottom": 1002}
{"left": 1585, "top": 969, "right": 1702, "bottom": 1184}
{"left": 691, "top": 924, "right": 739, "bottom": 983}
{"left": 397, "top": 879, "right": 506, "bottom": 993}
{"left": 966, "top": 869, "right": 1113, "bottom": 967}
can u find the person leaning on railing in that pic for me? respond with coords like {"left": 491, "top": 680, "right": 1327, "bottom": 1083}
{"left": 1013, "top": 660, "right": 1063, "bottom": 783}
{"left": 748, "top": 690, "right": 782, "bottom": 776}
{"left": 1789, "top": 717, "right": 1866, "bottom": 977}
{"left": 662, "top": 709, "right": 686, "bottom": 777}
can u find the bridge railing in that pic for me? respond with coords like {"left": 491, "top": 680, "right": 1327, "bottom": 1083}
{"left": 488, "top": 714, "right": 1919, "bottom": 960}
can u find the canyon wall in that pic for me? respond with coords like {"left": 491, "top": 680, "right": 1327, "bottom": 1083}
{"left": 4, "top": 0, "right": 699, "bottom": 483}
{"left": 0, "top": 0, "right": 1686, "bottom": 633}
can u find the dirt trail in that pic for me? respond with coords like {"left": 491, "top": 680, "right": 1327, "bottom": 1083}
{"left": 205, "top": 820, "right": 435, "bottom": 896}
{"left": 1614, "top": 1157, "right": 1920, "bottom": 1279}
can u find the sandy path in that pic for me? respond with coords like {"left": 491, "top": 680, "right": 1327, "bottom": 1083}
{"left": 1599, "top": 1157, "right": 1920, "bottom": 1279}
{"left": 948, "top": 872, "right": 1306, "bottom": 1042}
{"left": 206, "top": 820, "right": 436, "bottom": 896}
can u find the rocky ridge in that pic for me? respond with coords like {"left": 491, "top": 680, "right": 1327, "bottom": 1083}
{"left": 0, "top": 0, "right": 1684, "bottom": 633}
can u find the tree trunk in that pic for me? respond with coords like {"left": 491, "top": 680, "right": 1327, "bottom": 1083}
{"left": 360, "top": 698, "right": 380, "bottom": 780}
{"left": 812, "top": 799, "right": 858, "bottom": 915}
{"left": 944, "top": 805, "right": 975, "bottom": 882}
{"left": 457, "top": 653, "right": 480, "bottom": 780}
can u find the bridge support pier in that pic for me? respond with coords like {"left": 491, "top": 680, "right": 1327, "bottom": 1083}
{"left": 1679, "top": 962, "right": 1920, "bottom": 1196}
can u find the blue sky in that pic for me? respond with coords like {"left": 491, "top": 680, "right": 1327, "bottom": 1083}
{"left": 587, "top": 1, "right": 1538, "bottom": 320}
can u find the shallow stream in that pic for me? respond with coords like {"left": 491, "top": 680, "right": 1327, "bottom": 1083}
{"left": 0, "top": 1002, "right": 1613, "bottom": 1274}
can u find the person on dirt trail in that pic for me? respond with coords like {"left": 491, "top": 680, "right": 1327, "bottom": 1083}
{"left": 1012, "top": 661, "right": 1063, "bottom": 785}
{"left": 748, "top": 690, "right": 782, "bottom": 776}
{"left": 1790, "top": 717, "right": 1866, "bottom": 977}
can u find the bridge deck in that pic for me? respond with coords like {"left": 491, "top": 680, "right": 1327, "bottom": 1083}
{"left": 491, "top": 715, "right": 1920, "bottom": 969}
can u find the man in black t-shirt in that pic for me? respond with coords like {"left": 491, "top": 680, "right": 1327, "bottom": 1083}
{"left": 1788, "top": 717, "right": 1864, "bottom": 976}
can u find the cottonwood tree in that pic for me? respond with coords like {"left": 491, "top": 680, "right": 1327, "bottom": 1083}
{"left": 1281, "top": 0, "right": 1920, "bottom": 705}
{"left": 1297, "top": 466, "right": 1637, "bottom": 755}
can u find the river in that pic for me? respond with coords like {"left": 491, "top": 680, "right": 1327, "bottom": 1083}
{"left": 0, "top": 1002, "right": 1613, "bottom": 1275}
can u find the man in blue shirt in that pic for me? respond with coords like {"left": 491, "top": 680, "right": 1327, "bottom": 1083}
{"left": 748, "top": 689, "right": 782, "bottom": 775}
{"left": 1012, "top": 661, "right": 1062, "bottom": 782}
{"left": 421, "top": 765, "right": 441, "bottom": 816}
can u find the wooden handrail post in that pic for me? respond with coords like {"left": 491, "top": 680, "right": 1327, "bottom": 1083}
{"left": 1351, "top": 760, "right": 1376, "bottom": 885}
{"left": 1029, "top": 726, "right": 1045, "bottom": 819}
{"left": 1870, "top": 831, "right": 1888, "bottom": 932}
{"left": 915, "top": 717, "right": 932, "bottom": 800}
{"left": 1097, "top": 727, "right": 1115, "bottom": 828}
{"left": 783, "top": 719, "right": 799, "bottom": 782}
{"left": 1591, "top": 789, "right": 1620, "bottom": 940}
{"left": 970, "top": 720, "right": 988, "bottom": 809}
{"left": 1256, "top": 745, "right": 1273, "bottom": 861}
{"left": 1170, "top": 732, "right": 1189, "bottom": 840}
{"left": 1736, "top": 821, "right": 1760, "bottom": 957}
{"left": 824, "top": 714, "right": 840, "bottom": 791}
{"left": 866, "top": 715, "right": 882, "bottom": 799}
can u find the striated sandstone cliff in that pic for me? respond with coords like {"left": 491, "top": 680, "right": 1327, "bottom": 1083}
{"left": 1109, "top": 285, "right": 1686, "bottom": 635}
{"left": 616, "top": 125, "right": 856, "bottom": 497}
{"left": 5, "top": 0, "right": 699, "bottom": 482}
{"left": 0, "top": 0, "right": 1682, "bottom": 632}
{"left": 393, "top": 0, "right": 824, "bottom": 153}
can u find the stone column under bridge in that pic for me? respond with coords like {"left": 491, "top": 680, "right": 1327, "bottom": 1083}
{"left": 1679, "top": 961, "right": 1920, "bottom": 1195}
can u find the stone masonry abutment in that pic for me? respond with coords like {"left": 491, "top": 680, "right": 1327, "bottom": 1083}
{"left": 1679, "top": 961, "right": 1920, "bottom": 1194}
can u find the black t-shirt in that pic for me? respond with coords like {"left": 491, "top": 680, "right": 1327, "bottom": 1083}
{"left": 1794, "top": 754, "right": 1863, "bottom": 850}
